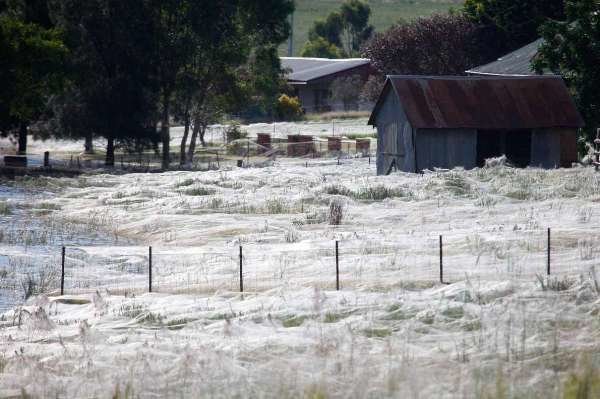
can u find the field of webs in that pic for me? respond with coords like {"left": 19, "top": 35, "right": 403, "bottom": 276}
{"left": 1, "top": 151, "right": 600, "bottom": 397}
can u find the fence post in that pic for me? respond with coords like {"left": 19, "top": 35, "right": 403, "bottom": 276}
{"left": 335, "top": 241, "right": 340, "bottom": 290}
{"left": 239, "top": 245, "right": 243, "bottom": 292}
{"left": 44, "top": 151, "right": 50, "bottom": 168}
{"left": 439, "top": 235, "right": 444, "bottom": 284}
{"left": 148, "top": 246, "right": 153, "bottom": 292}
{"left": 60, "top": 246, "right": 65, "bottom": 295}
{"left": 547, "top": 228, "right": 551, "bottom": 276}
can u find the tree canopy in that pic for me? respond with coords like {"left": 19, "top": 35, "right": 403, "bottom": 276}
{"left": 302, "top": 0, "right": 373, "bottom": 58}
{"left": 463, "top": 0, "right": 565, "bottom": 60}
{"left": 1, "top": 0, "right": 294, "bottom": 167}
{"left": 533, "top": 0, "right": 600, "bottom": 141}
{"left": 362, "top": 13, "right": 485, "bottom": 76}
{"left": 0, "top": 12, "right": 67, "bottom": 153}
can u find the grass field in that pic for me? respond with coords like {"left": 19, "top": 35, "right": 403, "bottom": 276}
{"left": 282, "top": 0, "right": 463, "bottom": 56}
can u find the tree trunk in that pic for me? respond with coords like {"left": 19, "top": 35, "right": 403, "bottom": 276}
{"left": 84, "top": 133, "right": 94, "bottom": 154}
{"left": 17, "top": 122, "right": 27, "bottom": 155}
{"left": 179, "top": 110, "right": 191, "bottom": 166}
{"left": 199, "top": 124, "right": 207, "bottom": 147}
{"left": 187, "top": 120, "right": 201, "bottom": 165}
{"left": 160, "top": 96, "right": 170, "bottom": 170}
{"left": 105, "top": 136, "right": 115, "bottom": 166}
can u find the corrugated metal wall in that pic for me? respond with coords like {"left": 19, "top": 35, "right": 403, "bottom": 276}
{"left": 375, "top": 89, "right": 415, "bottom": 174}
{"left": 531, "top": 129, "right": 561, "bottom": 168}
{"left": 416, "top": 129, "right": 477, "bottom": 171}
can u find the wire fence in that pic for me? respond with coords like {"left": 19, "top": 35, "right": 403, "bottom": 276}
{"left": 1, "top": 136, "right": 377, "bottom": 174}
{"left": 3, "top": 228, "right": 599, "bottom": 304}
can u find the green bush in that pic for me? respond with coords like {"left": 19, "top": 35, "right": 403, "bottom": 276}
{"left": 276, "top": 94, "right": 303, "bottom": 121}
{"left": 225, "top": 124, "right": 247, "bottom": 143}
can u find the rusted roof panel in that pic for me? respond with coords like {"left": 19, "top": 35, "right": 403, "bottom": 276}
{"left": 368, "top": 75, "right": 584, "bottom": 129}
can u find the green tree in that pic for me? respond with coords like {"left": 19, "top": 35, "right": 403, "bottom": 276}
{"left": 463, "top": 0, "right": 565, "bottom": 60}
{"left": 0, "top": 14, "right": 67, "bottom": 154}
{"left": 302, "top": 0, "right": 373, "bottom": 58}
{"left": 308, "top": 12, "right": 343, "bottom": 48}
{"left": 301, "top": 36, "right": 345, "bottom": 58}
{"left": 533, "top": 0, "right": 600, "bottom": 141}
{"left": 52, "top": 0, "right": 159, "bottom": 166}
{"left": 153, "top": 0, "right": 293, "bottom": 169}
{"left": 339, "top": 0, "right": 373, "bottom": 55}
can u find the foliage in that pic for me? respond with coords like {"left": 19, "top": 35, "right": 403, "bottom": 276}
{"left": 0, "top": 13, "right": 67, "bottom": 153}
{"left": 275, "top": 94, "right": 303, "bottom": 121}
{"left": 51, "top": 0, "right": 159, "bottom": 166}
{"left": 463, "top": 0, "right": 565, "bottom": 61}
{"left": 360, "top": 74, "right": 385, "bottom": 103}
{"left": 339, "top": 0, "right": 373, "bottom": 55}
{"left": 308, "top": 11, "right": 344, "bottom": 47}
{"left": 302, "top": 0, "right": 373, "bottom": 58}
{"left": 533, "top": 0, "right": 600, "bottom": 142}
{"left": 287, "top": 0, "right": 456, "bottom": 57}
{"left": 224, "top": 124, "right": 247, "bottom": 143}
{"left": 362, "top": 13, "right": 485, "bottom": 75}
{"left": 301, "top": 36, "right": 345, "bottom": 58}
{"left": 175, "top": 1, "right": 294, "bottom": 165}
{"left": 330, "top": 74, "right": 363, "bottom": 111}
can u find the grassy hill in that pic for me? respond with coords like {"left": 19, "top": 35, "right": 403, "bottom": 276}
{"left": 282, "top": 0, "right": 463, "bottom": 56}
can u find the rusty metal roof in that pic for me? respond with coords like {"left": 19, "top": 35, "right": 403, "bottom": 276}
{"left": 368, "top": 75, "right": 584, "bottom": 129}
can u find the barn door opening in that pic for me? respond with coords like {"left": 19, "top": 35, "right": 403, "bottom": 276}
{"left": 476, "top": 130, "right": 532, "bottom": 167}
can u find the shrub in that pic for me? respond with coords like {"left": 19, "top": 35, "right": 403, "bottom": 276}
{"left": 324, "top": 184, "right": 352, "bottom": 196}
{"left": 184, "top": 187, "right": 215, "bottom": 196}
{"left": 0, "top": 201, "right": 11, "bottom": 215}
{"left": 225, "top": 124, "right": 247, "bottom": 143}
{"left": 275, "top": 94, "right": 303, "bottom": 121}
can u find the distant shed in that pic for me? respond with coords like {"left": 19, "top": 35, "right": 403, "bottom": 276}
{"left": 281, "top": 57, "right": 372, "bottom": 113}
{"left": 368, "top": 75, "right": 584, "bottom": 175}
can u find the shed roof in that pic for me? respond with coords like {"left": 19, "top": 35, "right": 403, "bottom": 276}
{"left": 281, "top": 57, "right": 370, "bottom": 84}
{"left": 466, "top": 38, "right": 549, "bottom": 76}
{"left": 368, "top": 75, "right": 584, "bottom": 129}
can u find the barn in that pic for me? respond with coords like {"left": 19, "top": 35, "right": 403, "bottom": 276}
{"left": 368, "top": 75, "right": 584, "bottom": 175}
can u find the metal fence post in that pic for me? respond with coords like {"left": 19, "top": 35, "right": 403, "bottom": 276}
{"left": 239, "top": 245, "right": 243, "bottom": 292}
{"left": 149, "top": 246, "right": 153, "bottom": 292}
{"left": 439, "top": 235, "right": 444, "bottom": 284}
{"left": 335, "top": 241, "right": 340, "bottom": 290}
{"left": 60, "top": 246, "right": 65, "bottom": 295}
{"left": 547, "top": 228, "right": 551, "bottom": 276}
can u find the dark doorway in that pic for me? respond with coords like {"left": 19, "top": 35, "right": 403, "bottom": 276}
{"left": 476, "top": 130, "right": 532, "bottom": 167}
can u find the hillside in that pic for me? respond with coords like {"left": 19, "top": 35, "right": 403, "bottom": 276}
{"left": 283, "top": 0, "right": 463, "bottom": 56}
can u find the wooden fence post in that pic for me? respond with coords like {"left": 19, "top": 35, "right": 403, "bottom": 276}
{"left": 60, "top": 246, "right": 65, "bottom": 295}
{"left": 335, "top": 241, "right": 340, "bottom": 290}
{"left": 547, "top": 228, "right": 551, "bottom": 276}
{"left": 149, "top": 246, "right": 153, "bottom": 292}
{"left": 44, "top": 151, "right": 50, "bottom": 168}
{"left": 439, "top": 235, "right": 444, "bottom": 284}
{"left": 239, "top": 245, "right": 243, "bottom": 292}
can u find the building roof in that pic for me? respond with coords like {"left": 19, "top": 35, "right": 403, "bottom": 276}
{"left": 368, "top": 75, "right": 584, "bottom": 129}
{"left": 281, "top": 57, "right": 370, "bottom": 84}
{"left": 466, "top": 38, "right": 550, "bottom": 76}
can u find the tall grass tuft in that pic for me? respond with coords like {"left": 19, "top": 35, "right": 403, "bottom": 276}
{"left": 328, "top": 198, "right": 344, "bottom": 225}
